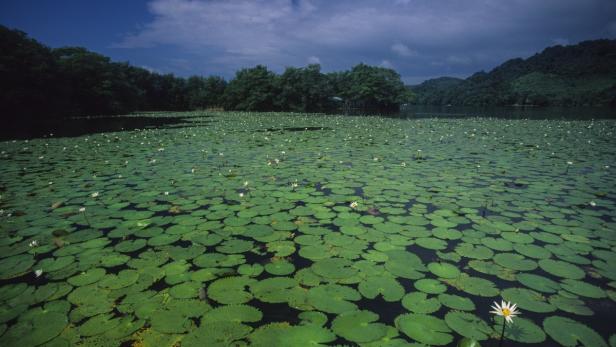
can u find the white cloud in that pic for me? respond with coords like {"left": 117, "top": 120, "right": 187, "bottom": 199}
{"left": 307, "top": 56, "right": 321, "bottom": 64}
{"left": 112, "top": 0, "right": 616, "bottom": 79}
{"left": 391, "top": 43, "right": 417, "bottom": 57}
{"left": 380, "top": 60, "right": 394, "bottom": 69}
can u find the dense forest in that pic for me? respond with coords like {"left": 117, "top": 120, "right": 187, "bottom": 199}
{"left": 410, "top": 39, "right": 616, "bottom": 107}
{"left": 0, "top": 25, "right": 411, "bottom": 119}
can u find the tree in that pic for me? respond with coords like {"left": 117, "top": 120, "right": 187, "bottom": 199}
{"left": 0, "top": 25, "right": 59, "bottom": 119}
{"left": 343, "top": 64, "right": 412, "bottom": 113}
{"left": 276, "top": 64, "right": 334, "bottom": 112}
{"left": 223, "top": 65, "right": 278, "bottom": 111}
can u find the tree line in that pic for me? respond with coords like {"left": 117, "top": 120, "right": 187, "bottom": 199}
{"left": 0, "top": 26, "right": 412, "bottom": 120}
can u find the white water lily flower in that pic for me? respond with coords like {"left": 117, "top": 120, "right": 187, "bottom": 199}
{"left": 29, "top": 240, "right": 38, "bottom": 247}
{"left": 34, "top": 269, "right": 43, "bottom": 278}
{"left": 239, "top": 192, "right": 244, "bottom": 198}
{"left": 79, "top": 207, "right": 86, "bottom": 213}
{"left": 490, "top": 300, "right": 520, "bottom": 324}
{"left": 91, "top": 192, "right": 99, "bottom": 198}
{"left": 349, "top": 201, "right": 358, "bottom": 209}
{"left": 589, "top": 201, "right": 596, "bottom": 207}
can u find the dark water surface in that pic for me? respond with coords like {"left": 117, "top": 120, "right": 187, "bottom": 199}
{"left": 399, "top": 105, "right": 616, "bottom": 120}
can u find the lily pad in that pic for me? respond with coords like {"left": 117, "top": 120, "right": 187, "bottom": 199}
{"left": 358, "top": 275, "right": 405, "bottom": 302}
{"left": 202, "top": 304, "right": 263, "bottom": 323}
{"left": 395, "top": 313, "right": 453, "bottom": 346}
{"left": 331, "top": 310, "right": 388, "bottom": 343}
{"left": 437, "top": 293, "right": 476, "bottom": 311}
{"left": 208, "top": 276, "right": 256, "bottom": 304}
{"left": 444, "top": 311, "right": 493, "bottom": 341}
{"left": 428, "top": 262, "right": 461, "bottom": 279}
{"left": 538, "top": 259, "right": 586, "bottom": 280}
{"left": 307, "top": 283, "right": 361, "bottom": 314}
{"left": 501, "top": 287, "right": 556, "bottom": 313}
{"left": 544, "top": 316, "right": 607, "bottom": 347}
{"left": 402, "top": 292, "right": 441, "bottom": 314}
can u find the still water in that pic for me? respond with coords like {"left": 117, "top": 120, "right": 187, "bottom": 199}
{"left": 399, "top": 105, "right": 616, "bottom": 120}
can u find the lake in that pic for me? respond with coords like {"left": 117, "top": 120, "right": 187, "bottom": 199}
{"left": 400, "top": 105, "right": 616, "bottom": 120}
{"left": 0, "top": 111, "right": 615, "bottom": 346}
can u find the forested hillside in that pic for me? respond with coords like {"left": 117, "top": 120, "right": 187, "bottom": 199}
{"left": 411, "top": 40, "right": 616, "bottom": 107}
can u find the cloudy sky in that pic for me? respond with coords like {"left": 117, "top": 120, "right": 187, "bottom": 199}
{"left": 2, "top": 0, "right": 616, "bottom": 84}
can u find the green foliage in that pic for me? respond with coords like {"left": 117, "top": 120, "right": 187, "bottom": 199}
{"left": 331, "top": 310, "right": 388, "bottom": 343}
{"left": 275, "top": 64, "right": 335, "bottom": 112}
{"left": 543, "top": 316, "right": 607, "bottom": 347}
{"left": 2, "top": 25, "right": 413, "bottom": 121}
{"left": 222, "top": 65, "right": 278, "bottom": 111}
{"left": 444, "top": 311, "right": 493, "bottom": 341}
{"left": 395, "top": 313, "right": 453, "bottom": 346}
{"left": 341, "top": 63, "right": 413, "bottom": 113}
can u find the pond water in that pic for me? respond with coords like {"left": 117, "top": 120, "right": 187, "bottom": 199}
{"left": 0, "top": 111, "right": 615, "bottom": 346}
{"left": 399, "top": 105, "right": 616, "bottom": 120}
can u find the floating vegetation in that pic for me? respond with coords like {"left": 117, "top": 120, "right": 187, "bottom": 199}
{"left": 0, "top": 111, "right": 615, "bottom": 346}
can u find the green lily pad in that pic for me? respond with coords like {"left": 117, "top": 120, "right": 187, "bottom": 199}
{"left": 516, "top": 273, "right": 560, "bottom": 293}
{"left": 67, "top": 268, "right": 106, "bottom": 286}
{"left": 208, "top": 276, "right": 256, "bottom": 304}
{"left": 311, "top": 257, "right": 358, "bottom": 279}
{"left": 438, "top": 293, "right": 476, "bottom": 311}
{"left": 493, "top": 253, "right": 537, "bottom": 271}
{"left": 358, "top": 275, "right": 405, "bottom": 302}
{"left": 265, "top": 260, "right": 295, "bottom": 276}
{"left": 415, "top": 278, "right": 447, "bottom": 294}
{"left": 150, "top": 309, "right": 191, "bottom": 334}
{"left": 428, "top": 262, "right": 461, "bottom": 279}
{"left": 307, "top": 283, "right": 361, "bottom": 314}
{"left": 298, "top": 311, "right": 328, "bottom": 327}
{"left": 560, "top": 279, "right": 607, "bottom": 299}
{"left": 202, "top": 304, "right": 263, "bottom": 324}
{"left": 250, "top": 277, "right": 299, "bottom": 303}
{"left": 249, "top": 322, "right": 336, "bottom": 346}
{"left": 444, "top": 311, "right": 493, "bottom": 341}
{"left": 501, "top": 287, "right": 556, "bottom": 313}
{"left": 494, "top": 317, "right": 546, "bottom": 343}
{"left": 79, "top": 313, "right": 121, "bottom": 336}
{"left": 169, "top": 281, "right": 201, "bottom": 299}
{"left": 443, "top": 274, "right": 499, "bottom": 297}
{"left": 331, "top": 310, "right": 388, "bottom": 343}
{"left": 0, "top": 310, "right": 68, "bottom": 346}
{"left": 548, "top": 295, "right": 594, "bottom": 315}
{"left": 182, "top": 321, "right": 252, "bottom": 346}
{"left": 544, "top": 316, "right": 607, "bottom": 347}
{"left": 402, "top": 292, "right": 441, "bottom": 314}
{"left": 395, "top": 313, "right": 453, "bottom": 346}
{"left": 0, "top": 254, "right": 35, "bottom": 279}
{"left": 538, "top": 259, "right": 586, "bottom": 280}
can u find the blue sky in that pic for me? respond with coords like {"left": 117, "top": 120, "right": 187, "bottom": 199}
{"left": 2, "top": 0, "right": 616, "bottom": 84}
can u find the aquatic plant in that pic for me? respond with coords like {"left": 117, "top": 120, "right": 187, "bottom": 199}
{"left": 490, "top": 300, "right": 520, "bottom": 346}
{"left": 0, "top": 112, "right": 615, "bottom": 345}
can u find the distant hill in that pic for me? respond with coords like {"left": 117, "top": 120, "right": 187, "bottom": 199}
{"left": 410, "top": 39, "right": 616, "bottom": 107}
